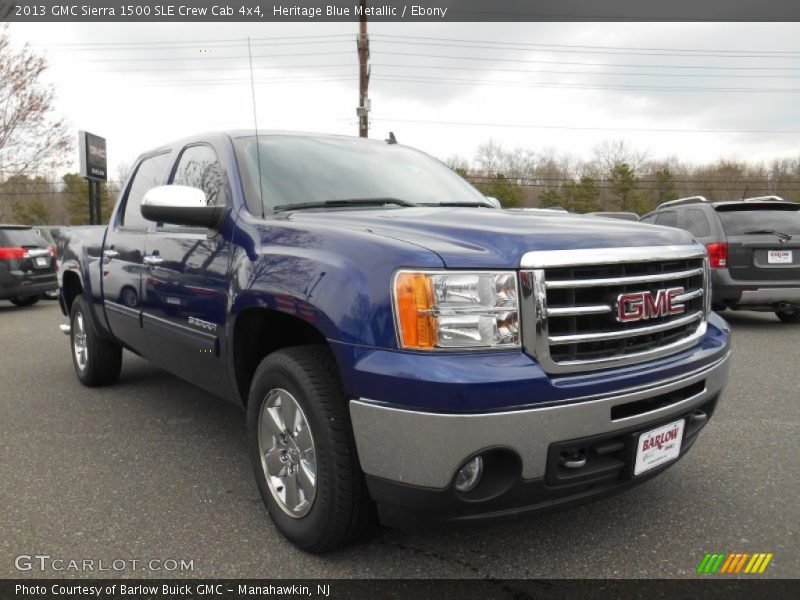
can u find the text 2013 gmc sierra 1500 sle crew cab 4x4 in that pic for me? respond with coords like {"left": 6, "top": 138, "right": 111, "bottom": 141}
{"left": 58, "top": 132, "right": 731, "bottom": 552}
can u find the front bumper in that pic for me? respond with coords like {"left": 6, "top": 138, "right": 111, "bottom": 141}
{"left": 348, "top": 343, "right": 730, "bottom": 528}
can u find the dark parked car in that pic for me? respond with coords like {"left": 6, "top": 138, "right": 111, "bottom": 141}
{"left": 641, "top": 196, "right": 800, "bottom": 322}
{"left": 0, "top": 224, "right": 57, "bottom": 306}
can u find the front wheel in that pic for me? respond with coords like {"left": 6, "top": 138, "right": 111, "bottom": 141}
{"left": 247, "top": 345, "right": 374, "bottom": 552}
{"left": 10, "top": 295, "right": 40, "bottom": 307}
{"left": 69, "top": 296, "right": 123, "bottom": 386}
{"left": 776, "top": 308, "right": 800, "bottom": 323}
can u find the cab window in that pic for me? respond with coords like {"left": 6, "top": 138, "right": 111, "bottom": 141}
{"left": 171, "top": 144, "right": 228, "bottom": 207}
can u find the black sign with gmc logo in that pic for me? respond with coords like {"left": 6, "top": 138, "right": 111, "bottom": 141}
{"left": 79, "top": 131, "right": 107, "bottom": 181}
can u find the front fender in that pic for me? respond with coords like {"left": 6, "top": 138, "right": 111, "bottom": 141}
{"left": 228, "top": 213, "right": 443, "bottom": 347}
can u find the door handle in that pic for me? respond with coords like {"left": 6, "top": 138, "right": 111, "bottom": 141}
{"left": 143, "top": 254, "right": 165, "bottom": 265}
{"left": 103, "top": 249, "right": 119, "bottom": 259}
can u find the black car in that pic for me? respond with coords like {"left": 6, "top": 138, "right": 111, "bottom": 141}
{"left": 0, "top": 224, "right": 58, "bottom": 306}
{"left": 641, "top": 196, "right": 800, "bottom": 322}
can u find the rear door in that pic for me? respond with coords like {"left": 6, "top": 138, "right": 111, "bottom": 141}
{"left": 140, "top": 142, "right": 233, "bottom": 397}
{"left": 715, "top": 203, "right": 800, "bottom": 282}
{"left": 102, "top": 151, "right": 173, "bottom": 354}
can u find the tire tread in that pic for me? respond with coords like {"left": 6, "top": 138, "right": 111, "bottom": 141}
{"left": 249, "top": 345, "right": 374, "bottom": 552}
{"left": 70, "top": 296, "right": 122, "bottom": 386}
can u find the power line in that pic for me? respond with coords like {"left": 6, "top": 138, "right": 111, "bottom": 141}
{"left": 42, "top": 34, "right": 353, "bottom": 48}
{"left": 143, "top": 76, "right": 356, "bottom": 86}
{"left": 371, "top": 73, "right": 800, "bottom": 93}
{"left": 42, "top": 32, "right": 800, "bottom": 58}
{"left": 370, "top": 116, "right": 800, "bottom": 134}
{"left": 91, "top": 61, "right": 800, "bottom": 80}
{"left": 48, "top": 39, "right": 354, "bottom": 52}
{"left": 371, "top": 50, "right": 800, "bottom": 72}
{"left": 370, "top": 63, "right": 800, "bottom": 79}
{"left": 370, "top": 34, "right": 800, "bottom": 58}
{"left": 77, "top": 50, "right": 352, "bottom": 63}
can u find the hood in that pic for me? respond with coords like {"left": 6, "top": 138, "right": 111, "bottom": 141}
{"left": 287, "top": 207, "right": 699, "bottom": 268}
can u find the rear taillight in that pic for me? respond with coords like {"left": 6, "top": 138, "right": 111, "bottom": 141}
{"left": 706, "top": 242, "right": 728, "bottom": 268}
{"left": 0, "top": 247, "right": 26, "bottom": 260}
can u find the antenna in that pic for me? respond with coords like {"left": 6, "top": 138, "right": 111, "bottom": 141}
{"left": 740, "top": 187, "right": 749, "bottom": 201}
{"left": 247, "top": 37, "right": 265, "bottom": 218}
{"left": 386, "top": 132, "right": 397, "bottom": 144}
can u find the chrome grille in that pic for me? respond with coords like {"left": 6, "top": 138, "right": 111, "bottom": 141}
{"left": 520, "top": 246, "right": 709, "bottom": 373}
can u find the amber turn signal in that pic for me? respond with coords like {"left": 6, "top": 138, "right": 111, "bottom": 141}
{"left": 394, "top": 272, "right": 437, "bottom": 349}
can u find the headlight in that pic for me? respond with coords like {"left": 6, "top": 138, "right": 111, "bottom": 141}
{"left": 393, "top": 270, "right": 520, "bottom": 350}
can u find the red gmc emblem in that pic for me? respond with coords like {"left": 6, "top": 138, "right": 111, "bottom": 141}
{"left": 616, "top": 287, "right": 686, "bottom": 323}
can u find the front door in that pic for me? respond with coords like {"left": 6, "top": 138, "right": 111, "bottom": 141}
{"left": 140, "top": 143, "right": 233, "bottom": 397}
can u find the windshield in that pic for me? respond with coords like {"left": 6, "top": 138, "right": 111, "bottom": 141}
{"left": 234, "top": 135, "right": 487, "bottom": 213}
{"left": 716, "top": 206, "right": 800, "bottom": 236}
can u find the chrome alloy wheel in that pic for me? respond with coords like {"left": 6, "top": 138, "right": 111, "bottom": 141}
{"left": 73, "top": 312, "right": 88, "bottom": 371}
{"left": 258, "top": 388, "right": 317, "bottom": 518}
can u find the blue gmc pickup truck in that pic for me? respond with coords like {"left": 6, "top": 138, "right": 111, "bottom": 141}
{"left": 58, "top": 131, "right": 731, "bottom": 552}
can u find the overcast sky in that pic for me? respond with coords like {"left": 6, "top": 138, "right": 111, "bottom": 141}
{"left": 8, "top": 21, "right": 800, "bottom": 178}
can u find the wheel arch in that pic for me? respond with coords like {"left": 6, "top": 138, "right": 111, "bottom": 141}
{"left": 61, "top": 269, "right": 83, "bottom": 314}
{"left": 230, "top": 305, "right": 333, "bottom": 406}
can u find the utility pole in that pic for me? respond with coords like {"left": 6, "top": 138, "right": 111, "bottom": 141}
{"left": 357, "top": 0, "right": 370, "bottom": 137}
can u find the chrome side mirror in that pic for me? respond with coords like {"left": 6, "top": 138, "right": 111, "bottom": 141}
{"left": 141, "top": 185, "right": 226, "bottom": 229}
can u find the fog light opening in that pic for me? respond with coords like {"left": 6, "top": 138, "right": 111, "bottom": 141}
{"left": 454, "top": 456, "right": 484, "bottom": 493}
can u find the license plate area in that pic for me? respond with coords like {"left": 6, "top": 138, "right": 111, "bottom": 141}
{"left": 768, "top": 249, "right": 793, "bottom": 264}
{"left": 545, "top": 401, "right": 714, "bottom": 489}
{"left": 634, "top": 419, "right": 685, "bottom": 476}
{"left": 35, "top": 256, "right": 49, "bottom": 268}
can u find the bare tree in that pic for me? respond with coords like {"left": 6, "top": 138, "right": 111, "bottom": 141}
{"left": 0, "top": 26, "right": 71, "bottom": 179}
{"left": 591, "top": 139, "right": 649, "bottom": 175}
{"left": 474, "top": 139, "right": 506, "bottom": 175}
{"left": 116, "top": 161, "right": 133, "bottom": 186}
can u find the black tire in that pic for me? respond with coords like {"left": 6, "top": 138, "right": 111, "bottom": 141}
{"left": 776, "top": 308, "right": 800, "bottom": 324}
{"left": 10, "top": 295, "right": 40, "bottom": 307}
{"left": 247, "top": 345, "right": 374, "bottom": 553}
{"left": 69, "top": 296, "right": 123, "bottom": 386}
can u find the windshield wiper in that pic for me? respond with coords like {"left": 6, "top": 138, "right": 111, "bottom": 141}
{"left": 273, "top": 198, "right": 418, "bottom": 212}
{"left": 742, "top": 229, "right": 793, "bottom": 241}
{"left": 419, "top": 201, "right": 496, "bottom": 209}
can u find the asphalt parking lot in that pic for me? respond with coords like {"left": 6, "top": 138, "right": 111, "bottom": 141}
{"left": 1, "top": 301, "right": 797, "bottom": 579}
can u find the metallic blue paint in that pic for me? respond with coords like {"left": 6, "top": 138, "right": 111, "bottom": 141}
{"left": 59, "top": 130, "right": 730, "bottom": 413}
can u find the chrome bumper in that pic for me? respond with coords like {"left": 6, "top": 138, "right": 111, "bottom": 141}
{"left": 349, "top": 351, "right": 731, "bottom": 489}
{"left": 739, "top": 287, "right": 800, "bottom": 305}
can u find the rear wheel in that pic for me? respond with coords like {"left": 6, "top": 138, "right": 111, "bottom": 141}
{"left": 776, "top": 308, "right": 800, "bottom": 323}
{"left": 247, "top": 345, "right": 374, "bottom": 552}
{"left": 69, "top": 296, "right": 123, "bottom": 386}
{"left": 10, "top": 295, "right": 40, "bottom": 307}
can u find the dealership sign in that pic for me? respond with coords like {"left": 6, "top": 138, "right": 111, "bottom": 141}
{"left": 79, "top": 131, "right": 107, "bottom": 181}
